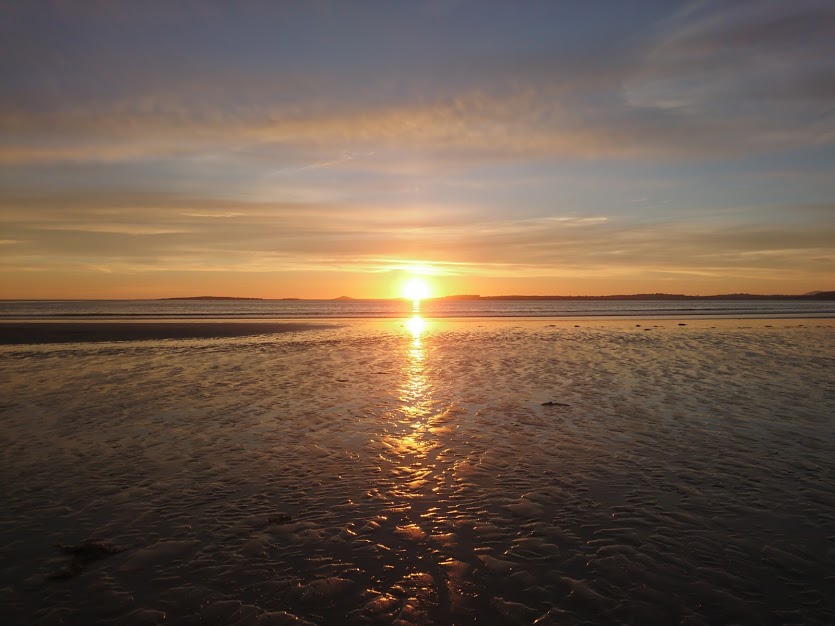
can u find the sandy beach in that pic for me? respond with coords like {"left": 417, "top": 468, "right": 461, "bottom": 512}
{"left": 1, "top": 318, "right": 832, "bottom": 625}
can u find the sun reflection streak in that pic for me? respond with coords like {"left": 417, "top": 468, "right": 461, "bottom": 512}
{"left": 385, "top": 312, "right": 455, "bottom": 539}
{"left": 402, "top": 314, "right": 429, "bottom": 421}
{"left": 384, "top": 321, "right": 432, "bottom": 519}
{"left": 406, "top": 314, "right": 426, "bottom": 345}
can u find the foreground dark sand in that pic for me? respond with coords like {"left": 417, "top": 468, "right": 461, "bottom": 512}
{"left": 0, "top": 322, "right": 339, "bottom": 345}
{"left": 0, "top": 319, "right": 833, "bottom": 625}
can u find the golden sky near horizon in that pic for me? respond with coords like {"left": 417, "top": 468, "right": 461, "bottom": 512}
{"left": 1, "top": 1, "right": 833, "bottom": 298}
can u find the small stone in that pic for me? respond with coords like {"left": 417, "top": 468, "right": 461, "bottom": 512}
{"left": 58, "top": 541, "right": 123, "bottom": 562}
{"left": 267, "top": 513, "right": 293, "bottom": 525}
{"left": 50, "top": 540, "right": 125, "bottom": 580}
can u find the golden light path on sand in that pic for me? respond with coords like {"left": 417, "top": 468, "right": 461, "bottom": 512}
{"left": 400, "top": 313, "right": 431, "bottom": 446}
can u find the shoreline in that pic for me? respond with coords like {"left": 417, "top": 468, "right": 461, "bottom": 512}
{"left": 1, "top": 311, "right": 834, "bottom": 321}
{"left": 0, "top": 317, "right": 830, "bottom": 346}
{"left": 0, "top": 321, "right": 340, "bottom": 345}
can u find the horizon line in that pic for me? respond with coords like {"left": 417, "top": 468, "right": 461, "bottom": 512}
{"left": 2, "top": 290, "right": 833, "bottom": 302}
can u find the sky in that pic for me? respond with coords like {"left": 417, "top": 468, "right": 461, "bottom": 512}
{"left": 1, "top": 0, "right": 834, "bottom": 299}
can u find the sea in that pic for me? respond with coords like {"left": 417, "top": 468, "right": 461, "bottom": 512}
{"left": 1, "top": 297, "right": 833, "bottom": 320}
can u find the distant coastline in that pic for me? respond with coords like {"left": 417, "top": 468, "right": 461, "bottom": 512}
{"left": 4, "top": 291, "right": 831, "bottom": 303}
{"left": 153, "top": 291, "right": 835, "bottom": 302}
{"left": 436, "top": 291, "right": 835, "bottom": 301}
{"left": 160, "top": 296, "right": 265, "bottom": 301}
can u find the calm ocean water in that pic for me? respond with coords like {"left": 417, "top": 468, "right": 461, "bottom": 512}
{"left": 0, "top": 298, "right": 833, "bottom": 320}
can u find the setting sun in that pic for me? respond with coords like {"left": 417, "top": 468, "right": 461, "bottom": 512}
{"left": 402, "top": 277, "right": 431, "bottom": 301}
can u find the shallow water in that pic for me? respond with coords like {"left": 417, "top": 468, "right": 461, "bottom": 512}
{"left": 1, "top": 319, "right": 833, "bottom": 625}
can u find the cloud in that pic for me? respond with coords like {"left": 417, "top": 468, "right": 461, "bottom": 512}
{"left": 1, "top": 2, "right": 833, "bottom": 295}
{"left": 3, "top": 83, "right": 827, "bottom": 169}
{"left": 625, "top": 1, "right": 835, "bottom": 114}
{"left": 1, "top": 2, "right": 832, "bottom": 166}
{"left": 2, "top": 191, "right": 832, "bottom": 285}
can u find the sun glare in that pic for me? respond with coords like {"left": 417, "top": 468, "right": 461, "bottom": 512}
{"left": 402, "top": 277, "right": 431, "bottom": 301}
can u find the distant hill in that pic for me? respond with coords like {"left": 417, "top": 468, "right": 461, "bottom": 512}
{"left": 160, "top": 296, "right": 264, "bottom": 301}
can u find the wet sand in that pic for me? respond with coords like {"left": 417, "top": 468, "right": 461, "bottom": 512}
{"left": 0, "top": 322, "right": 340, "bottom": 345}
{"left": 0, "top": 319, "right": 832, "bottom": 624}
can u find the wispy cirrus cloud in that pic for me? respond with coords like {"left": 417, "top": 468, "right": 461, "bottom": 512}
{"left": 2, "top": 191, "right": 832, "bottom": 287}
{"left": 625, "top": 1, "right": 835, "bottom": 122}
{"left": 2, "top": 2, "right": 832, "bottom": 167}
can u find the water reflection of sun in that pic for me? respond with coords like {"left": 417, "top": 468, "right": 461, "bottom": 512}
{"left": 388, "top": 314, "right": 445, "bottom": 523}
{"left": 405, "top": 314, "right": 426, "bottom": 342}
{"left": 402, "top": 315, "right": 429, "bottom": 421}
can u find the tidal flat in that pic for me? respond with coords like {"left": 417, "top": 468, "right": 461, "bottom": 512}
{"left": 0, "top": 319, "right": 833, "bottom": 625}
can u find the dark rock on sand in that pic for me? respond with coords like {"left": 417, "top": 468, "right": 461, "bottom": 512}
{"left": 267, "top": 513, "right": 293, "bottom": 526}
{"left": 50, "top": 541, "right": 125, "bottom": 580}
{"left": 541, "top": 401, "right": 570, "bottom": 407}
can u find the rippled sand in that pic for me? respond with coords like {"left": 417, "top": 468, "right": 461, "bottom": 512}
{"left": 1, "top": 319, "right": 833, "bottom": 625}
